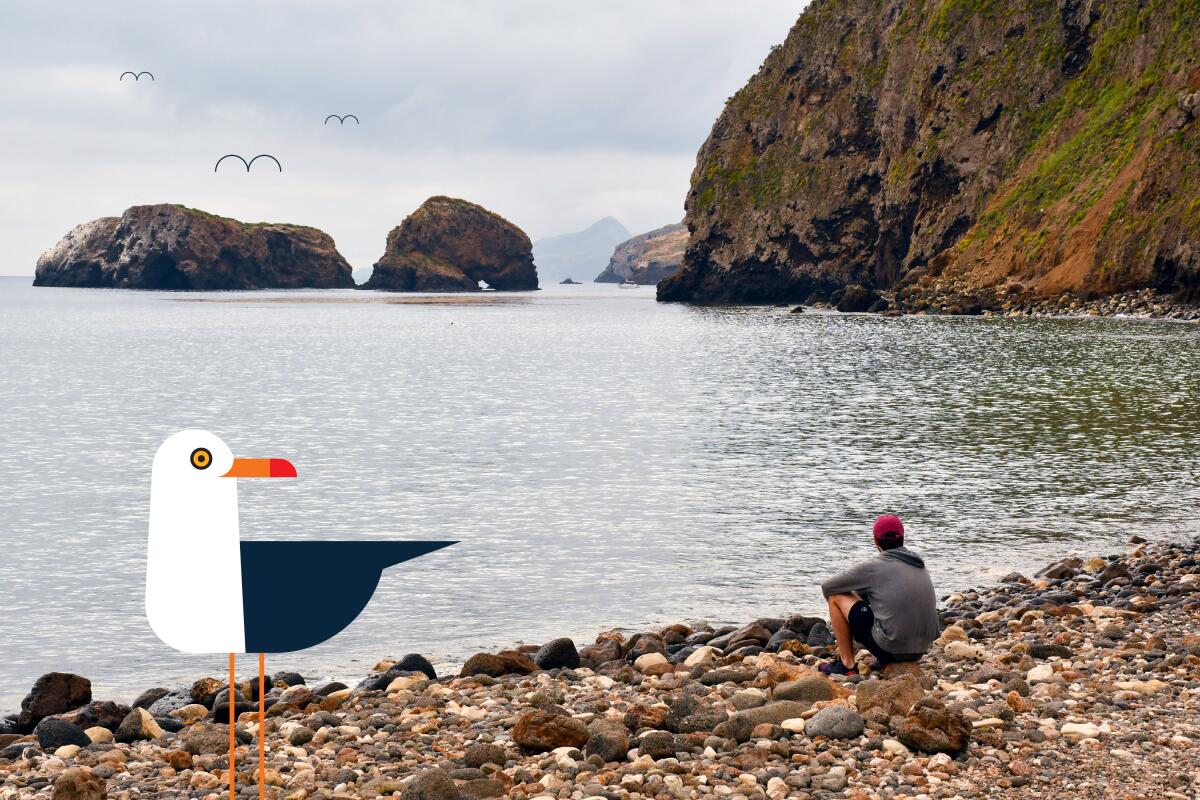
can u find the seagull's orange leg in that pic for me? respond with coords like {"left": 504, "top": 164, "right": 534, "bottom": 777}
{"left": 258, "top": 653, "right": 266, "bottom": 800}
{"left": 228, "top": 652, "right": 236, "bottom": 800}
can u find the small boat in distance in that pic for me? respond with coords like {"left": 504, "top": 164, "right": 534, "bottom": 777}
{"left": 619, "top": 279, "right": 638, "bottom": 289}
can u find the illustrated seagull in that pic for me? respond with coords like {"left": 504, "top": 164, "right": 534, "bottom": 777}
{"left": 146, "top": 429, "right": 454, "bottom": 799}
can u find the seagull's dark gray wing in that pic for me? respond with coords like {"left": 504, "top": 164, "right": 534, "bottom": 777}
{"left": 239, "top": 540, "right": 455, "bottom": 653}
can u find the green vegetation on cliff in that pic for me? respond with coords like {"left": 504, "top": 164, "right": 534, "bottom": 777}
{"left": 661, "top": 0, "right": 1200, "bottom": 305}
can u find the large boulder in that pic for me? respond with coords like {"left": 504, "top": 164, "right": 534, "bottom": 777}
{"left": 34, "top": 205, "right": 354, "bottom": 290}
{"left": 663, "top": 693, "right": 728, "bottom": 734}
{"left": 774, "top": 676, "right": 835, "bottom": 704}
{"left": 715, "top": 700, "right": 813, "bottom": 743}
{"left": 114, "top": 708, "right": 164, "bottom": 743}
{"left": 579, "top": 639, "right": 623, "bottom": 668}
{"left": 512, "top": 710, "right": 590, "bottom": 753}
{"left": 459, "top": 651, "right": 537, "bottom": 678}
{"left": 534, "top": 638, "right": 580, "bottom": 670}
{"left": 594, "top": 223, "right": 687, "bottom": 285}
{"left": 854, "top": 674, "right": 925, "bottom": 717}
{"left": 835, "top": 284, "right": 884, "bottom": 313}
{"left": 392, "top": 654, "right": 438, "bottom": 681}
{"left": 805, "top": 706, "right": 866, "bottom": 740}
{"left": 362, "top": 196, "right": 538, "bottom": 292}
{"left": 17, "top": 673, "right": 91, "bottom": 732}
{"left": 896, "top": 697, "right": 972, "bottom": 754}
{"left": 584, "top": 719, "right": 631, "bottom": 763}
{"left": 400, "top": 767, "right": 461, "bottom": 800}
{"left": 57, "top": 701, "right": 130, "bottom": 732}
{"left": 52, "top": 767, "right": 106, "bottom": 800}
{"left": 35, "top": 717, "right": 92, "bottom": 750}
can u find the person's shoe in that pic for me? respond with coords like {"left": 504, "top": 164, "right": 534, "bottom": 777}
{"left": 819, "top": 659, "right": 854, "bottom": 676}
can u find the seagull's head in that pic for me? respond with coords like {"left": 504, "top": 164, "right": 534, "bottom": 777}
{"left": 153, "top": 429, "right": 297, "bottom": 484}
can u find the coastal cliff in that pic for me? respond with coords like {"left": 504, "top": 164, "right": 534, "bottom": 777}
{"left": 595, "top": 223, "right": 688, "bottom": 285}
{"left": 362, "top": 197, "right": 539, "bottom": 292}
{"left": 34, "top": 205, "right": 354, "bottom": 290}
{"left": 660, "top": 0, "right": 1200, "bottom": 308}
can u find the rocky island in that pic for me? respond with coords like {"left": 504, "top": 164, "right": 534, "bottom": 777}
{"left": 1, "top": 537, "right": 1197, "bottom": 799}
{"left": 33, "top": 205, "right": 354, "bottom": 290}
{"left": 361, "top": 197, "right": 539, "bottom": 292}
{"left": 660, "top": 0, "right": 1200, "bottom": 315}
{"left": 595, "top": 224, "right": 687, "bottom": 286}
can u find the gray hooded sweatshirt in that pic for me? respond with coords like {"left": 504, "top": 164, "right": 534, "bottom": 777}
{"left": 820, "top": 547, "right": 940, "bottom": 656}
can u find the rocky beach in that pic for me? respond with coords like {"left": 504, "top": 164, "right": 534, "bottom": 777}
{"left": 1, "top": 536, "right": 1196, "bottom": 800}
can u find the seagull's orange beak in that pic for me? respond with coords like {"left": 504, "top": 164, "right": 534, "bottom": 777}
{"left": 222, "top": 458, "right": 298, "bottom": 478}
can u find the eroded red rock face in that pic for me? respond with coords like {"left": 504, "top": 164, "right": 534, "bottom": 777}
{"left": 34, "top": 205, "right": 354, "bottom": 290}
{"left": 362, "top": 196, "right": 538, "bottom": 292}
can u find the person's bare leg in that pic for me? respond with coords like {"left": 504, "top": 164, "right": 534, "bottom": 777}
{"left": 827, "top": 593, "right": 860, "bottom": 668}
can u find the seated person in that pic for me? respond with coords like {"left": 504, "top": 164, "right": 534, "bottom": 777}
{"left": 819, "top": 514, "right": 939, "bottom": 675}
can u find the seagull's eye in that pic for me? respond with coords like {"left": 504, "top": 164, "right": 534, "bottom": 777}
{"left": 190, "top": 448, "right": 213, "bottom": 470}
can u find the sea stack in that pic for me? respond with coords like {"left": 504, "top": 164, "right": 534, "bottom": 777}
{"left": 660, "top": 0, "right": 1200, "bottom": 306}
{"left": 361, "top": 196, "right": 538, "bottom": 292}
{"left": 595, "top": 223, "right": 687, "bottom": 285}
{"left": 33, "top": 205, "right": 354, "bottom": 290}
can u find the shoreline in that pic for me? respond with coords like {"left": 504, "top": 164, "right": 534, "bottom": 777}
{"left": 7, "top": 276, "right": 1200, "bottom": 321}
{"left": 1, "top": 536, "right": 1196, "bottom": 799}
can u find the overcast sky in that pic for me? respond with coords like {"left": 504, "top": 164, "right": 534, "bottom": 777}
{"left": 0, "top": 1, "right": 803, "bottom": 275}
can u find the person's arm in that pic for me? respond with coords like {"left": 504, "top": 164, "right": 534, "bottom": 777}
{"left": 820, "top": 559, "right": 875, "bottom": 599}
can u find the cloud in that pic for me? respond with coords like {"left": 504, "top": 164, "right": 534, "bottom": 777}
{"left": 0, "top": 0, "right": 804, "bottom": 274}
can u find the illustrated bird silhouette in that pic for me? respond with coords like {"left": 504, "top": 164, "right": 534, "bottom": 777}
{"left": 213, "top": 154, "right": 282, "bottom": 173}
{"left": 146, "top": 429, "right": 454, "bottom": 799}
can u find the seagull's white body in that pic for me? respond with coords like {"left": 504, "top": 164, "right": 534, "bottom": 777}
{"left": 146, "top": 430, "right": 246, "bottom": 653}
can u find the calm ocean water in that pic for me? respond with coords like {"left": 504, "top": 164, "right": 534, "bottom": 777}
{"left": 1, "top": 277, "right": 1198, "bottom": 708}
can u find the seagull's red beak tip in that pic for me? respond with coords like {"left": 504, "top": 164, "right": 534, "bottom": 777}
{"left": 270, "top": 459, "right": 298, "bottom": 478}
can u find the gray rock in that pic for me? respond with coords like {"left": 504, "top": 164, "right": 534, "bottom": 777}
{"left": 464, "top": 742, "right": 508, "bottom": 769}
{"left": 664, "top": 694, "right": 728, "bottom": 733}
{"left": 699, "top": 667, "right": 758, "bottom": 686}
{"left": 806, "top": 622, "right": 834, "bottom": 647}
{"left": 146, "top": 688, "right": 193, "bottom": 717}
{"left": 401, "top": 767, "right": 461, "bottom": 800}
{"left": 713, "top": 700, "right": 813, "bottom": 743}
{"left": 806, "top": 706, "right": 865, "bottom": 739}
{"left": 774, "top": 675, "right": 835, "bottom": 703}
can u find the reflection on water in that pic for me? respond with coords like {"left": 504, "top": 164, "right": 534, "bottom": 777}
{"left": 1, "top": 278, "right": 1197, "bottom": 706}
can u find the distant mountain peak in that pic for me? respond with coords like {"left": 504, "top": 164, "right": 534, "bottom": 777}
{"left": 532, "top": 216, "right": 633, "bottom": 284}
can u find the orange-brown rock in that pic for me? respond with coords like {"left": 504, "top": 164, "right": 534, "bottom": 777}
{"left": 362, "top": 196, "right": 538, "bottom": 292}
{"left": 511, "top": 709, "right": 589, "bottom": 754}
